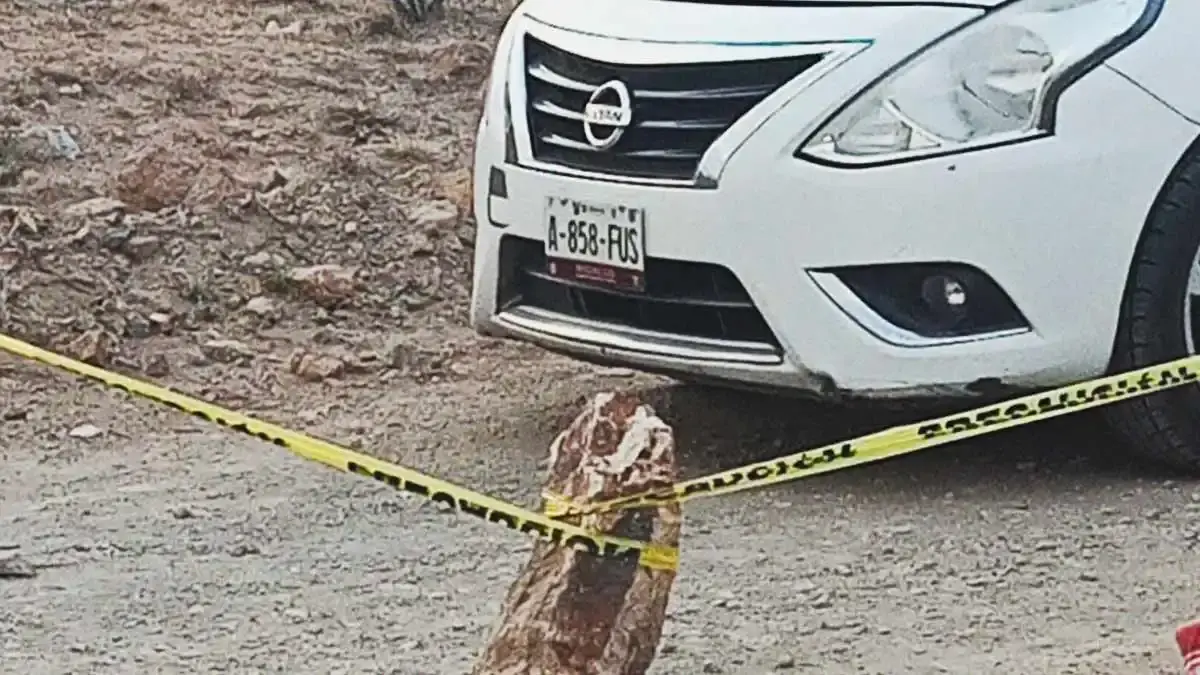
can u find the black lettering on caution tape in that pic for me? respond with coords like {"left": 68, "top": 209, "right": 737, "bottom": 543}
{"left": 0, "top": 336, "right": 675, "bottom": 569}
{"left": 346, "top": 461, "right": 642, "bottom": 563}
{"left": 917, "top": 364, "right": 1200, "bottom": 441}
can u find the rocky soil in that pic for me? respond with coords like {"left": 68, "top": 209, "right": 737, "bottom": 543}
{"left": 1, "top": 1, "right": 1197, "bottom": 673}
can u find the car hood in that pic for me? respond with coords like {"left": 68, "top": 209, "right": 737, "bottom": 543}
{"left": 520, "top": 0, "right": 982, "bottom": 47}
{"left": 655, "top": 0, "right": 1002, "bottom": 5}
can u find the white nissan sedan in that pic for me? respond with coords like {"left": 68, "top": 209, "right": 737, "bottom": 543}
{"left": 468, "top": 0, "right": 1200, "bottom": 470}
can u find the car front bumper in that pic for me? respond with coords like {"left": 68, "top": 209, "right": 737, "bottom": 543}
{"left": 469, "top": 14, "right": 1199, "bottom": 400}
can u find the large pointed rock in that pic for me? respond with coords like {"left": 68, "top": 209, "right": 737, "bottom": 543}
{"left": 472, "top": 392, "right": 681, "bottom": 675}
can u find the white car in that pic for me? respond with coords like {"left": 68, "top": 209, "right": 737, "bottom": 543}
{"left": 468, "top": 0, "right": 1200, "bottom": 470}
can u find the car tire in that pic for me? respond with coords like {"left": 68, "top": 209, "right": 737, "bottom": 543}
{"left": 1106, "top": 140, "right": 1200, "bottom": 474}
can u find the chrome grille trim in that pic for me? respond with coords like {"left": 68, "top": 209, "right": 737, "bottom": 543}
{"left": 522, "top": 35, "right": 828, "bottom": 182}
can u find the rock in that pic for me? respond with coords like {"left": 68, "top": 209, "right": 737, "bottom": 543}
{"left": 228, "top": 542, "right": 261, "bottom": 558}
{"left": 0, "top": 552, "right": 36, "bottom": 579}
{"left": 68, "top": 423, "right": 104, "bottom": 439}
{"left": 168, "top": 505, "right": 204, "bottom": 519}
{"left": 286, "top": 265, "right": 357, "bottom": 307}
{"left": 384, "top": 337, "right": 431, "bottom": 374}
{"left": 242, "top": 296, "right": 275, "bottom": 317}
{"left": 63, "top": 329, "right": 116, "bottom": 366}
{"left": 122, "top": 235, "right": 162, "bottom": 262}
{"left": 287, "top": 349, "right": 345, "bottom": 382}
{"left": 401, "top": 230, "right": 436, "bottom": 256}
{"left": 259, "top": 166, "right": 294, "bottom": 192}
{"left": 200, "top": 339, "right": 254, "bottom": 364}
{"left": 142, "top": 352, "right": 170, "bottom": 377}
{"left": 433, "top": 168, "right": 472, "bottom": 219}
{"left": 125, "top": 314, "right": 153, "bottom": 339}
{"left": 148, "top": 312, "right": 173, "bottom": 331}
{"left": 471, "top": 392, "right": 681, "bottom": 675}
{"left": 114, "top": 144, "right": 193, "bottom": 211}
{"left": 63, "top": 197, "right": 126, "bottom": 219}
{"left": 241, "top": 251, "right": 276, "bottom": 268}
{"left": 412, "top": 199, "right": 459, "bottom": 230}
{"left": 38, "top": 125, "right": 81, "bottom": 160}
{"left": 113, "top": 125, "right": 231, "bottom": 212}
{"left": 264, "top": 19, "right": 305, "bottom": 36}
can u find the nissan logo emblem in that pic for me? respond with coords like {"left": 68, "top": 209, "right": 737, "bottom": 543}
{"left": 582, "top": 80, "right": 633, "bottom": 151}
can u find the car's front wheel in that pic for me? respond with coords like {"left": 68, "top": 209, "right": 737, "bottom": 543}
{"left": 1106, "top": 141, "right": 1200, "bottom": 473}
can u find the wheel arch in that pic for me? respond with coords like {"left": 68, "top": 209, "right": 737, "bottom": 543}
{"left": 1107, "top": 130, "right": 1200, "bottom": 373}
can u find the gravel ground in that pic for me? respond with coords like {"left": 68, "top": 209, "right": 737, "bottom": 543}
{"left": 3, "top": 361, "right": 1199, "bottom": 674}
{"left": 1, "top": 0, "right": 1198, "bottom": 673}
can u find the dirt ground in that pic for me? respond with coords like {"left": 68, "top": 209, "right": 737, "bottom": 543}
{"left": 1, "top": 1, "right": 1198, "bottom": 673}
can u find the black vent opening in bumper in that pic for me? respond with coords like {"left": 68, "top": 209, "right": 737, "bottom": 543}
{"left": 498, "top": 235, "right": 781, "bottom": 347}
{"left": 523, "top": 35, "right": 825, "bottom": 181}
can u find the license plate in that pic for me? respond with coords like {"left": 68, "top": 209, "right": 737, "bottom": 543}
{"left": 544, "top": 197, "right": 645, "bottom": 292}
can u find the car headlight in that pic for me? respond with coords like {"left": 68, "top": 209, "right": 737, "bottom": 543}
{"left": 798, "top": 0, "right": 1163, "bottom": 166}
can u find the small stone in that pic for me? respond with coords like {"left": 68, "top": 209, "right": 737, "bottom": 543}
{"left": 1078, "top": 571, "right": 1100, "bottom": 582}
{"left": 123, "top": 235, "right": 162, "bottom": 262}
{"left": 228, "top": 542, "right": 260, "bottom": 558}
{"left": 68, "top": 423, "right": 104, "bottom": 439}
{"left": 775, "top": 657, "right": 796, "bottom": 670}
{"left": 241, "top": 251, "right": 275, "bottom": 268}
{"left": 286, "top": 265, "right": 357, "bottom": 307}
{"left": 243, "top": 296, "right": 275, "bottom": 316}
{"left": 63, "top": 197, "right": 126, "bottom": 218}
{"left": 148, "top": 312, "right": 173, "bottom": 329}
{"left": 265, "top": 18, "right": 305, "bottom": 36}
{"left": 125, "top": 314, "right": 153, "bottom": 339}
{"left": 0, "top": 552, "right": 37, "bottom": 579}
{"left": 287, "top": 349, "right": 345, "bottom": 382}
{"left": 384, "top": 338, "right": 429, "bottom": 373}
{"left": 411, "top": 199, "right": 459, "bottom": 229}
{"left": 201, "top": 339, "right": 254, "bottom": 364}
{"left": 168, "top": 505, "right": 204, "bottom": 519}
{"left": 142, "top": 353, "right": 170, "bottom": 377}
{"left": 41, "top": 125, "right": 81, "bottom": 160}
{"left": 64, "top": 329, "right": 115, "bottom": 366}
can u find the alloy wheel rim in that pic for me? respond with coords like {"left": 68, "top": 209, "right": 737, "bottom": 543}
{"left": 1186, "top": 250, "right": 1200, "bottom": 354}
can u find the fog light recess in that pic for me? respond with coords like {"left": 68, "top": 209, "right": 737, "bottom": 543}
{"left": 820, "top": 263, "right": 1030, "bottom": 342}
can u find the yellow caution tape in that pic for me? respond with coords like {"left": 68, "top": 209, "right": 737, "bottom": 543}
{"left": 0, "top": 334, "right": 677, "bottom": 572}
{"left": 544, "top": 355, "right": 1200, "bottom": 518}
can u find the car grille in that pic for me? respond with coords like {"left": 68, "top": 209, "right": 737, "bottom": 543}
{"left": 522, "top": 35, "right": 825, "bottom": 182}
{"left": 498, "top": 235, "right": 781, "bottom": 347}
